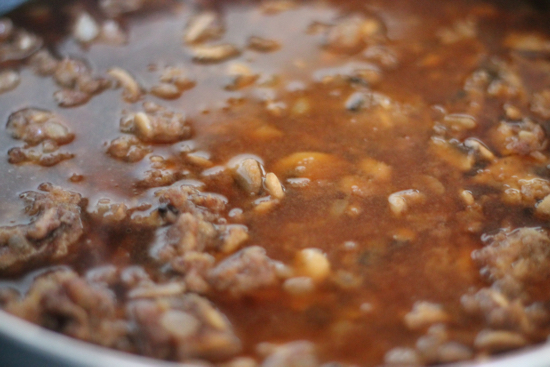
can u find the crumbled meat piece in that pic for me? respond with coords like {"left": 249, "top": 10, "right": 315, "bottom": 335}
{"left": 162, "top": 202, "right": 245, "bottom": 256}
{"left": 172, "top": 251, "right": 215, "bottom": 293}
{"left": 474, "top": 228, "right": 550, "bottom": 285}
{"left": 5, "top": 270, "right": 128, "bottom": 348}
{"left": 461, "top": 287, "right": 548, "bottom": 334}
{"left": 208, "top": 246, "right": 280, "bottom": 296}
{"left": 519, "top": 178, "right": 550, "bottom": 204}
{"left": 415, "top": 325, "right": 472, "bottom": 364}
{"left": 91, "top": 200, "right": 129, "bottom": 223}
{"left": 128, "top": 294, "right": 241, "bottom": 361}
{"left": 7, "top": 108, "right": 74, "bottom": 146}
{"left": 137, "top": 168, "right": 181, "bottom": 188}
{"left": 473, "top": 156, "right": 550, "bottom": 207}
{"left": 465, "top": 61, "right": 525, "bottom": 100}
{"left": 106, "top": 135, "right": 151, "bottom": 162}
{"left": 492, "top": 119, "right": 547, "bottom": 156}
{"left": 54, "top": 58, "right": 109, "bottom": 95}
{"left": 219, "top": 225, "right": 249, "bottom": 254}
{"left": 155, "top": 184, "right": 250, "bottom": 262}
{"left": 0, "top": 184, "right": 84, "bottom": 271}
{"left": 120, "top": 103, "right": 191, "bottom": 143}
{"left": 166, "top": 212, "right": 218, "bottom": 254}
{"left": 156, "top": 185, "right": 227, "bottom": 220}
{"left": 8, "top": 144, "right": 75, "bottom": 166}
{"left": 261, "top": 341, "right": 318, "bottom": 367}
{"left": 6, "top": 108, "right": 75, "bottom": 166}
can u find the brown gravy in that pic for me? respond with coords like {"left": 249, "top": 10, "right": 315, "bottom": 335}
{"left": 1, "top": 0, "right": 550, "bottom": 366}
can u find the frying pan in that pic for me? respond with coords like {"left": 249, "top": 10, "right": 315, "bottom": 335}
{"left": 0, "top": 308, "right": 549, "bottom": 366}
{"left": 0, "top": 0, "right": 29, "bottom": 16}
{"left": 1, "top": 0, "right": 550, "bottom": 366}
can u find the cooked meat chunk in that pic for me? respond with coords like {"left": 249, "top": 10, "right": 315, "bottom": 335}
{"left": 106, "top": 135, "right": 151, "bottom": 162}
{"left": 7, "top": 145, "right": 75, "bottom": 166}
{"left": 52, "top": 58, "right": 110, "bottom": 106}
{"left": 167, "top": 212, "right": 218, "bottom": 254}
{"left": 7, "top": 108, "right": 74, "bottom": 146}
{"left": 156, "top": 185, "right": 227, "bottom": 220}
{"left": 128, "top": 294, "right": 241, "bottom": 361}
{"left": 120, "top": 103, "right": 191, "bottom": 143}
{"left": 0, "top": 184, "right": 84, "bottom": 271}
{"left": 137, "top": 168, "right": 181, "bottom": 188}
{"left": 5, "top": 270, "right": 128, "bottom": 348}
{"left": 171, "top": 251, "right": 215, "bottom": 293}
{"left": 473, "top": 228, "right": 550, "bottom": 286}
{"left": 492, "top": 119, "right": 547, "bottom": 156}
{"left": 461, "top": 288, "right": 548, "bottom": 334}
{"left": 6, "top": 108, "right": 75, "bottom": 166}
{"left": 208, "top": 246, "right": 280, "bottom": 296}
{"left": 158, "top": 186, "right": 249, "bottom": 259}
